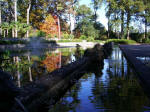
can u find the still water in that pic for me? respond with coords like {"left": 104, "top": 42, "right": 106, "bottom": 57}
{"left": 0, "top": 46, "right": 150, "bottom": 112}
{"left": 0, "top": 47, "right": 83, "bottom": 87}
{"left": 49, "top": 47, "right": 150, "bottom": 112}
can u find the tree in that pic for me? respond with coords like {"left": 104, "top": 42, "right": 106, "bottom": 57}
{"left": 66, "top": 0, "right": 78, "bottom": 34}
{"left": 141, "top": 0, "right": 150, "bottom": 39}
{"left": 40, "top": 14, "right": 58, "bottom": 37}
{"left": 91, "top": 0, "right": 103, "bottom": 23}
{"left": 14, "top": 0, "right": 17, "bottom": 37}
{"left": 105, "top": 0, "right": 146, "bottom": 40}
{"left": 26, "top": 0, "right": 31, "bottom": 38}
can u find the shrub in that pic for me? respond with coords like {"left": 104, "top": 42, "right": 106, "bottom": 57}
{"left": 62, "top": 33, "right": 74, "bottom": 39}
{"left": 79, "top": 35, "right": 87, "bottom": 40}
{"left": 47, "top": 34, "right": 52, "bottom": 38}
{"left": 86, "top": 37, "right": 95, "bottom": 42}
{"left": 130, "top": 33, "right": 143, "bottom": 43}
{"left": 142, "top": 38, "right": 150, "bottom": 43}
{"left": 37, "top": 30, "right": 46, "bottom": 37}
{"left": 100, "top": 35, "right": 108, "bottom": 40}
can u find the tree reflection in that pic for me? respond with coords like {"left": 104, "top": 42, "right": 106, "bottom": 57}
{"left": 90, "top": 47, "right": 150, "bottom": 112}
{"left": 42, "top": 52, "right": 62, "bottom": 72}
{"left": 49, "top": 80, "right": 81, "bottom": 112}
{"left": 0, "top": 48, "right": 78, "bottom": 87}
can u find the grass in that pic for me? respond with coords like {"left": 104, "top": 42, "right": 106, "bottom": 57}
{"left": 106, "top": 39, "right": 137, "bottom": 45}
{"left": 58, "top": 39, "right": 82, "bottom": 43}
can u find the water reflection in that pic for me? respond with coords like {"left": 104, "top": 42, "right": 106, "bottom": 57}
{"left": 49, "top": 47, "right": 150, "bottom": 112}
{"left": 136, "top": 57, "right": 150, "bottom": 67}
{"left": 0, "top": 47, "right": 83, "bottom": 87}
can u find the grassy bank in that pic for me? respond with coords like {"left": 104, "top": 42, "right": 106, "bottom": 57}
{"left": 58, "top": 39, "right": 82, "bottom": 43}
{"left": 106, "top": 39, "right": 137, "bottom": 45}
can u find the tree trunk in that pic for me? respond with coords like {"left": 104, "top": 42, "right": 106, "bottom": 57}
{"left": 72, "top": 5, "right": 76, "bottom": 34}
{"left": 28, "top": 56, "right": 33, "bottom": 82}
{"left": 127, "top": 30, "right": 130, "bottom": 40}
{"left": 107, "top": 17, "right": 110, "bottom": 38}
{"left": 69, "top": 13, "right": 72, "bottom": 34}
{"left": 7, "top": 29, "right": 8, "bottom": 36}
{"left": 144, "top": 18, "right": 147, "bottom": 39}
{"left": 121, "top": 10, "right": 124, "bottom": 39}
{"left": 4, "top": 30, "right": 5, "bottom": 38}
{"left": 12, "top": 29, "right": 15, "bottom": 38}
{"left": 127, "top": 11, "right": 131, "bottom": 40}
{"left": 14, "top": 0, "right": 18, "bottom": 38}
{"left": 27, "top": 0, "right": 31, "bottom": 38}
{"left": 16, "top": 56, "right": 21, "bottom": 87}
{"left": 107, "top": 3, "right": 111, "bottom": 39}
{"left": 57, "top": 16, "right": 61, "bottom": 39}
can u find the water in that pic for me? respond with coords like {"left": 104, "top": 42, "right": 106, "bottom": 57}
{"left": 136, "top": 57, "right": 150, "bottom": 68}
{"left": 0, "top": 47, "right": 83, "bottom": 87}
{"left": 0, "top": 46, "right": 150, "bottom": 112}
{"left": 49, "top": 47, "right": 150, "bottom": 112}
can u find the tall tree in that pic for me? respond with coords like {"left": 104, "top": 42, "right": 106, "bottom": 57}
{"left": 26, "top": 0, "right": 31, "bottom": 38}
{"left": 14, "top": 0, "right": 17, "bottom": 37}
{"left": 91, "top": 0, "right": 102, "bottom": 23}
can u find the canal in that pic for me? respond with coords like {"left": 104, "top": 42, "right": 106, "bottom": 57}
{"left": 0, "top": 46, "right": 150, "bottom": 112}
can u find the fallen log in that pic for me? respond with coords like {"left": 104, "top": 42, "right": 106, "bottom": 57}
{"left": 0, "top": 43, "right": 113, "bottom": 112}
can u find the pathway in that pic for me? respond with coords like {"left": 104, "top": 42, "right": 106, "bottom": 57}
{"left": 120, "top": 45, "right": 150, "bottom": 96}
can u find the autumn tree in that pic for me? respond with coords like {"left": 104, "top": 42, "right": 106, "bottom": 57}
{"left": 40, "top": 14, "right": 58, "bottom": 38}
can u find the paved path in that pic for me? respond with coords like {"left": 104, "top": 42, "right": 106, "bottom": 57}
{"left": 58, "top": 42, "right": 104, "bottom": 49}
{"left": 120, "top": 45, "right": 150, "bottom": 96}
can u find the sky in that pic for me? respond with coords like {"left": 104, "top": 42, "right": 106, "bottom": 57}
{"left": 79, "top": 0, "right": 108, "bottom": 30}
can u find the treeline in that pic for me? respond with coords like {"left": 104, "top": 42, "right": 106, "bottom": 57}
{"left": 0, "top": 0, "right": 107, "bottom": 40}
{"left": 0, "top": 0, "right": 150, "bottom": 42}
{"left": 104, "top": 0, "right": 150, "bottom": 42}
{"left": 0, "top": 0, "right": 77, "bottom": 38}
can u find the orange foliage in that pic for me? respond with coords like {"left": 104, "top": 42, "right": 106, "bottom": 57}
{"left": 42, "top": 53, "right": 61, "bottom": 72}
{"left": 40, "top": 14, "right": 59, "bottom": 37}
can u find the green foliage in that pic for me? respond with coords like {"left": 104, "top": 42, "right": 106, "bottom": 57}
{"left": 106, "top": 39, "right": 137, "bottom": 45}
{"left": 142, "top": 38, "right": 150, "bottom": 43}
{"left": 37, "top": 30, "right": 46, "bottom": 37}
{"left": 130, "top": 33, "right": 143, "bottom": 43}
{"left": 75, "top": 4, "right": 106, "bottom": 40}
{"left": 62, "top": 33, "right": 74, "bottom": 39}
{"left": 58, "top": 39, "right": 82, "bottom": 43}
{"left": 86, "top": 36, "right": 95, "bottom": 42}
{"left": 79, "top": 35, "right": 87, "bottom": 40}
{"left": 47, "top": 34, "right": 52, "bottom": 38}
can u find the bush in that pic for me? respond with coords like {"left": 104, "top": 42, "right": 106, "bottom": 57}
{"left": 47, "top": 34, "right": 52, "bottom": 38}
{"left": 62, "top": 33, "right": 74, "bottom": 39}
{"left": 37, "top": 30, "right": 46, "bottom": 37}
{"left": 86, "top": 37, "right": 95, "bottom": 42}
{"left": 100, "top": 35, "right": 108, "bottom": 40}
{"left": 106, "top": 39, "right": 137, "bottom": 45}
{"left": 130, "top": 33, "right": 143, "bottom": 42}
{"left": 142, "top": 38, "right": 150, "bottom": 43}
{"left": 79, "top": 35, "right": 87, "bottom": 40}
